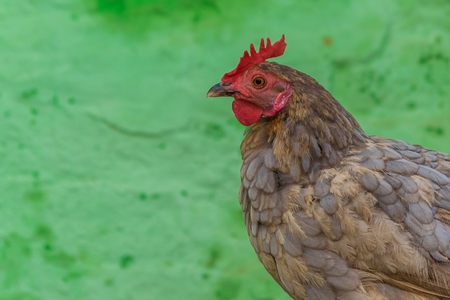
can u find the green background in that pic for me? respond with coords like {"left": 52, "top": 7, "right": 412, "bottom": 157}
{"left": 1, "top": 1, "right": 449, "bottom": 299}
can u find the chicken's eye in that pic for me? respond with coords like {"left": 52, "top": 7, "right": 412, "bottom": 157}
{"left": 252, "top": 77, "right": 266, "bottom": 88}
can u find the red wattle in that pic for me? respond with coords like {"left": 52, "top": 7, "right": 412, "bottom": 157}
{"left": 232, "top": 100, "right": 263, "bottom": 126}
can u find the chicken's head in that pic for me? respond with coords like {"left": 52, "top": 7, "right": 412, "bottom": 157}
{"left": 207, "top": 35, "right": 293, "bottom": 126}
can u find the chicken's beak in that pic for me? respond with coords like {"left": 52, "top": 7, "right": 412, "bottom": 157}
{"left": 206, "top": 83, "right": 236, "bottom": 98}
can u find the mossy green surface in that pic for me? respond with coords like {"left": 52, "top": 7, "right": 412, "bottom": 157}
{"left": 0, "top": 1, "right": 449, "bottom": 299}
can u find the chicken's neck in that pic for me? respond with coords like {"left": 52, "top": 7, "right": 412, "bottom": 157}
{"left": 243, "top": 94, "right": 366, "bottom": 182}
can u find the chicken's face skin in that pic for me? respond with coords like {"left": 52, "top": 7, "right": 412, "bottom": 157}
{"left": 208, "top": 66, "right": 292, "bottom": 126}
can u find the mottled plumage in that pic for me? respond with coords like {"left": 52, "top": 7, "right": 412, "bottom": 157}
{"left": 207, "top": 36, "right": 450, "bottom": 299}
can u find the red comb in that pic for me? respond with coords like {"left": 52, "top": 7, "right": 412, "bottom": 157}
{"left": 222, "top": 35, "right": 287, "bottom": 83}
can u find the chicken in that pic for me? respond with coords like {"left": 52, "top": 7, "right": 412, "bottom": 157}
{"left": 207, "top": 35, "right": 450, "bottom": 300}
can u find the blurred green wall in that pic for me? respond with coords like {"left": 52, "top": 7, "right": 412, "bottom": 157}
{"left": 0, "top": 0, "right": 449, "bottom": 299}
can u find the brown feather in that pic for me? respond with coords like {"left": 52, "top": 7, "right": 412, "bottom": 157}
{"left": 221, "top": 60, "right": 450, "bottom": 299}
